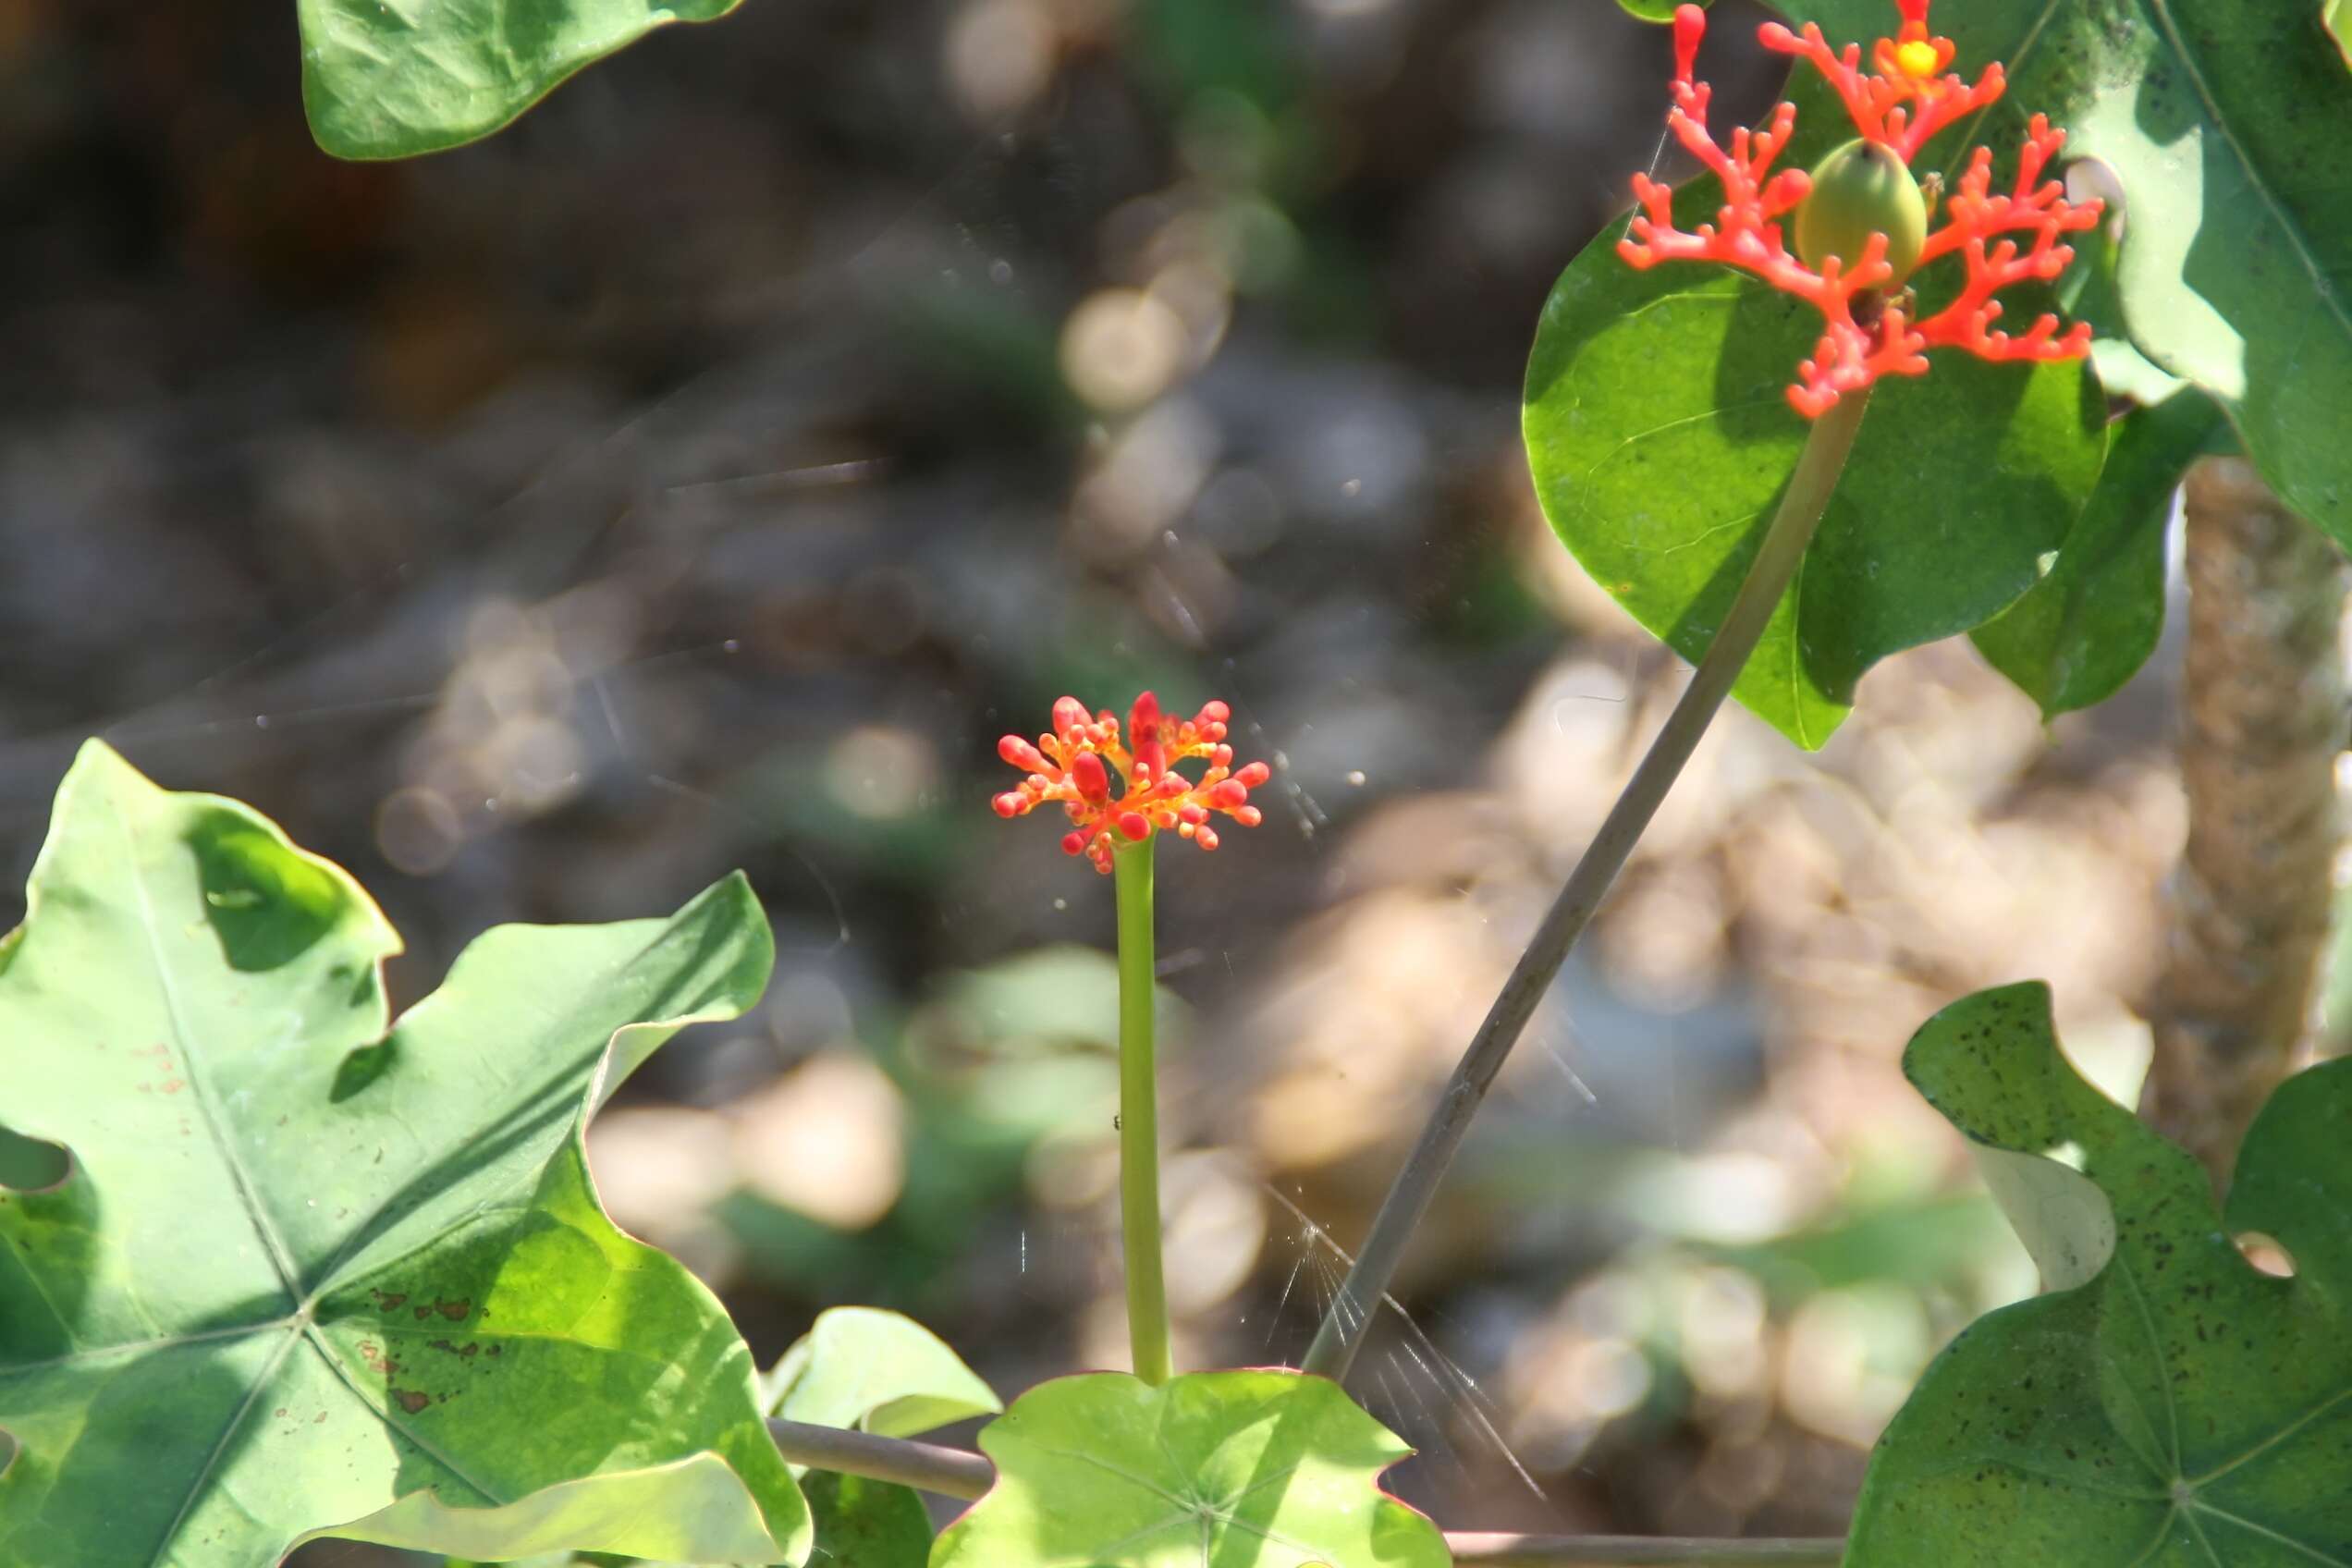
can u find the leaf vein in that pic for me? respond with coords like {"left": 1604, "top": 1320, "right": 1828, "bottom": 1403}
{"left": 109, "top": 790, "right": 304, "bottom": 1307}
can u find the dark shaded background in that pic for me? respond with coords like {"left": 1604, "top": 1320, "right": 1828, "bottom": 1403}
{"left": 0, "top": 0, "right": 2190, "bottom": 1556}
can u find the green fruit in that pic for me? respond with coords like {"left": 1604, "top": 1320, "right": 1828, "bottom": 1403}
{"left": 1794, "top": 138, "right": 1928, "bottom": 281}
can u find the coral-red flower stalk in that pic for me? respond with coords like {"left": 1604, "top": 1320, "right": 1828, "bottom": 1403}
{"left": 1619, "top": 1, "right": 2101, "bottom": 417}
{"left": 992, "top": 693, "right": 1269, "bottom": 873}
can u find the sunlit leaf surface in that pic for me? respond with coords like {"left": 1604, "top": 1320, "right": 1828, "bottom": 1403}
{"left": 1850, "top": 982, "right": 2352, "bottom": 1565}
{"left": 0, "top": 742, "right": 807, "bottom": 1567}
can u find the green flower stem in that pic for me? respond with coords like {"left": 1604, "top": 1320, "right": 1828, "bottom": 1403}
{"left": 764, "top": 1419, "right": 1843, "bottom": 1562}
{"left": 1114, "top": 837, "right": 1173, "bottom": 1386}
{"left": 1303, "top": 386, "right": 1875, "bottom": 1384}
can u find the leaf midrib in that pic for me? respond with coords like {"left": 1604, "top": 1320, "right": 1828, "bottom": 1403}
{"left": 112, "top": 790, "right": 304, "bottom": 1306}
{"left": 100, "top": 786, "right": 631, "bottom": 1562}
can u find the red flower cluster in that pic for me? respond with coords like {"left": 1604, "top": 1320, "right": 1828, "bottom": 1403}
{"left": 1620, "top": 1, "right": 2103, "bottom": 417}
{"left": 992, "top": 693, "right": 1270, "bottom": 873}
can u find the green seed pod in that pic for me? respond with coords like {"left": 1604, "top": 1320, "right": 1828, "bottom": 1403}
{"left": 1793, "top": 138, "right": 1928, "bottom": 281}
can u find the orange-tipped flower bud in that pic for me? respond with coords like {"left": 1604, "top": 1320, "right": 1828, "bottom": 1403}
{"left": 990, "top": 692, "right": 1272, "bottom": 873}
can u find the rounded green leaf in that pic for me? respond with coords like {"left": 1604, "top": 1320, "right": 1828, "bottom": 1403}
{"left": 1849, "top": 982, "right": 2352, "bottom": 1565}
{"left": 299, "top": 0, "right": 749, "bottom": 161}
{"left": 1524, "top": 202, "right": 2106, "bottom": 748}
{"left": 1972, "top": 388, "right": 2224, "bottom": 717}
{"left": 762, "top": 1306, "right": 1000, "bottom": 1568}
{"left": 764, "top": 1306, "right": 1001, "bottom": 1442}
{"left": 934, "top": 1369, "right": 1449, "bottom": 1568}
{"left": 0, "top": 742, "right": 808, "bottom": 1567}
{"left": 1782, "top": 0, "right": 2352, "bottom": 541}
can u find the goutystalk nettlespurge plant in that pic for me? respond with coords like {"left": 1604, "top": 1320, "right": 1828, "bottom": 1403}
{"left": 1309, "top": 0, "right": 2108, "bottom": 1384}
{"left": 990, "top": 692, "right": 1272, "bottom": 1384}
{"left": 9, "top": 0, "right": 2350, "bottom": 1564}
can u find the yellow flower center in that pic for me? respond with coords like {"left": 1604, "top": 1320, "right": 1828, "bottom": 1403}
{"left": 1895, "top": 38, "right": 1941, "bottom": 79}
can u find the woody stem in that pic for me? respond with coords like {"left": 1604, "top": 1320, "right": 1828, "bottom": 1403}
{"left": 764, "top": 1418, "right": 1845, "bottom": 1562}
{"left": 1114, "top": 836, "right": 1173, "bottom": 1385}
{"left": 1302, "top": 385, "right": 1873, "bottom": 1384}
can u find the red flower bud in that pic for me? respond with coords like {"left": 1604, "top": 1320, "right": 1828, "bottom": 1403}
{"left": 1128, "top": 690, "right": 1167, "bottom": 781}
{"left": 990, "top": 692, "right": 1271, "bottom": 873}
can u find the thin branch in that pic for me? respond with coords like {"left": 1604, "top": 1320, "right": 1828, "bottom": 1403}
{"left": 767, "top": 1418, "right": 992, "bottom": 1500}
{"left": 766, "top": 1418, "right": 1844, "bottom": 1564}
{"left": 1303, "top": 385, "right": 1876, "bottom": 1383}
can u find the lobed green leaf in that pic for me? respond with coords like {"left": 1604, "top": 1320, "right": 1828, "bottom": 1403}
{"left": 299, "top": 0, "right": 749, "bottom": 161}
{"left": 0, "top": 742, "right": 807, "bottom": 1567}
{"left": 934, "top": 1368, "right": 1450, "bottom": 1568}
{"left": 1848, "top": 982, "right": 2352, "bottom": 1565}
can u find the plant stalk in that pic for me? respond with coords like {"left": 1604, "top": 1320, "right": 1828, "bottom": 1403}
{"left": 765, "top": 1419, "right": 1842, "bottom": 1562}
{"left": 2142, "top": 455, "right": 2346, "bottom": 1190}
{"left": 1303, "top": 386, "right": 1874, "bottom": 1382}
{"left": 1115, "top": 837, "right": 1173, "bottom": 1385}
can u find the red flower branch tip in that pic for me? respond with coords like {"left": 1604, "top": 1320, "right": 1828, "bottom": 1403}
{"left": 992, "top": 692, "right": 1270, "bottom": 874}
{"left": 1621, "top": 1, "right": 2102, "bottom": 417}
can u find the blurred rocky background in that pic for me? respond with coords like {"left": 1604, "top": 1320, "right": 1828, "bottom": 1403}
{"left": 0, "top": 0, "right": 2192, "bottom": 1553}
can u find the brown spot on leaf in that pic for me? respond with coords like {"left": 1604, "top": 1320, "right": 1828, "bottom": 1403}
{"left": 434, "top": 1297, "right": 471, "bottom": 1322}
{"left": 371, "top": 1290, "right": 408, "bottom": 1312}
{"left": 394, "top": 1390, "right": 429, "bottom": 1415}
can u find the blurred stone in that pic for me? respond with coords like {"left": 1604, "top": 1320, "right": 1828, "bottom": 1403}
{"left": 732, "top": 1050, "right": 908, "bottom": 1231}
